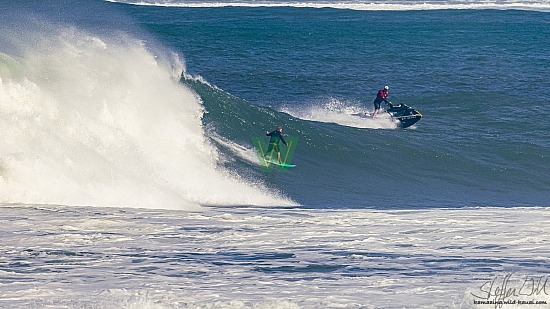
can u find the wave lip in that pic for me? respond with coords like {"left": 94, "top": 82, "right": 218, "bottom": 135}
{"left": 105, "top": 0, "right": 550, "bottom": 12}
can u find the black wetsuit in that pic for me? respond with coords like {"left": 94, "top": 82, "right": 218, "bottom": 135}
{"left": 373, "top": 89, "right": 389, "bottom": 110}
{"left": 266, "top": 130, "right": 287, "bottom": 155}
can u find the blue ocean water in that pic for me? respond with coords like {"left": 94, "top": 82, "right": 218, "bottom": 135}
{"left": 120, "top": 2, "right": 550, "bottom": 208}
{"left": 1, "top": 1, "right": 550, "bottom": 308}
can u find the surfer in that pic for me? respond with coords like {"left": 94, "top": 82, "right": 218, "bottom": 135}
{"left": 265, "top": 126, "right": 287, "bottom": 163}
{"left": 372, "top": 85, "right": 390, "bottom": 118}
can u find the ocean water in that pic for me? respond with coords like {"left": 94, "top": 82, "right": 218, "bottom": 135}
{"left": 1, "top": 0, "right": 549, "bottom": 308}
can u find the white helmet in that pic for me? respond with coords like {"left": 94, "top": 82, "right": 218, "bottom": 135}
{"left": 384, "top": 85, "right": 389, "bottom": 90}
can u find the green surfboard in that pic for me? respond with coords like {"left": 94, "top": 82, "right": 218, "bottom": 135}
{"left": 265, "top": 160, "right": 296, "bottom": 168}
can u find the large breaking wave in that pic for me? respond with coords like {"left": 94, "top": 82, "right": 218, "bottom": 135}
{"left": 0, "top": 20, "right": 296, "bottom": 209}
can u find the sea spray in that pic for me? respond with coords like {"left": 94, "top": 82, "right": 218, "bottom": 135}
{"left": 280, "top": 98, "right": 398, "bottom": 130}
{"left": 0, "top": 25, "right": 296, "bottom": 209}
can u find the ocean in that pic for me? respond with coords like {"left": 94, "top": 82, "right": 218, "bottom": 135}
{"left": 1, "top": 0, "right": 549, "bottom": 308}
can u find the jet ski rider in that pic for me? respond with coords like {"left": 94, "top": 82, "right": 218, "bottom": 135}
{"left": 373, "top": 85, "right": 390, "bottom": 118}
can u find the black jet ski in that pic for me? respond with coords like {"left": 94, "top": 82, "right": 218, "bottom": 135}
{"left": 386, "top": 102, "right": 422, "bottom": 128}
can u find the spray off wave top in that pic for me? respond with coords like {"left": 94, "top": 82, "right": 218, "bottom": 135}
{"left": 0, "top": 23, "right": 296, "bottom": 209}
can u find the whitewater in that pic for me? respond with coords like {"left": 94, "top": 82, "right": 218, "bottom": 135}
{"left": 106, "top": 0, "right": 550, "bottom": 12}
{"left": 2, "top": 204, "right": 550, "bottom": 308}
{"left": 0, "top": 21, "right": 295, "bottom": 209}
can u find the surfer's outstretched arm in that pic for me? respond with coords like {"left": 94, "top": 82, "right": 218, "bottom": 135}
{"left": 280, "top": 134, "right": 287, "bottom": 146}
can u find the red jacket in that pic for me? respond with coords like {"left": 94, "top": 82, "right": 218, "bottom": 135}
{"left": 375, "top": 89, "right": 388, "bottom": 104}
{"left": 377, "top": 89, "right": 388, "bottom": 100}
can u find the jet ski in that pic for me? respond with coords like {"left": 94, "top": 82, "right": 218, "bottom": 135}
{"left": 386, "top": 102, "right": 422, "bottom": 128}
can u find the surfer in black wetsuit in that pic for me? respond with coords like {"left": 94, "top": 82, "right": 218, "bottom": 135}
{"left": 265, "top": 126, "right": 287, "bottom": 163}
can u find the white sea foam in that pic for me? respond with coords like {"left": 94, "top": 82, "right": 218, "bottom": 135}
{"left": 281, "top": 98, "right": 398, "bottom": 130}
{"left": 104, "top": 0, "right": 550, "bottom": 12}
{"left": 0, "top": 25, "right": 296, "bottom": 209}
{"left": 209, "top": 130, "right": 261, "bottom": 166}
{"left": 1, "top": 204, "right": 549, "bottom": 308}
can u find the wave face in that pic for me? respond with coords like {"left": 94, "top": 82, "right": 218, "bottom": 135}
{"left": 106, "top": 0, "right": 550, "bottom": 12}
{"left": 147, "top": 6, "right": 548, "bottom": 209}
{"left": 0, "top": 8, "right": 295, "bottom": 209}
{"left": 183, "top": 76, "right": 550, "bottom": 209}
